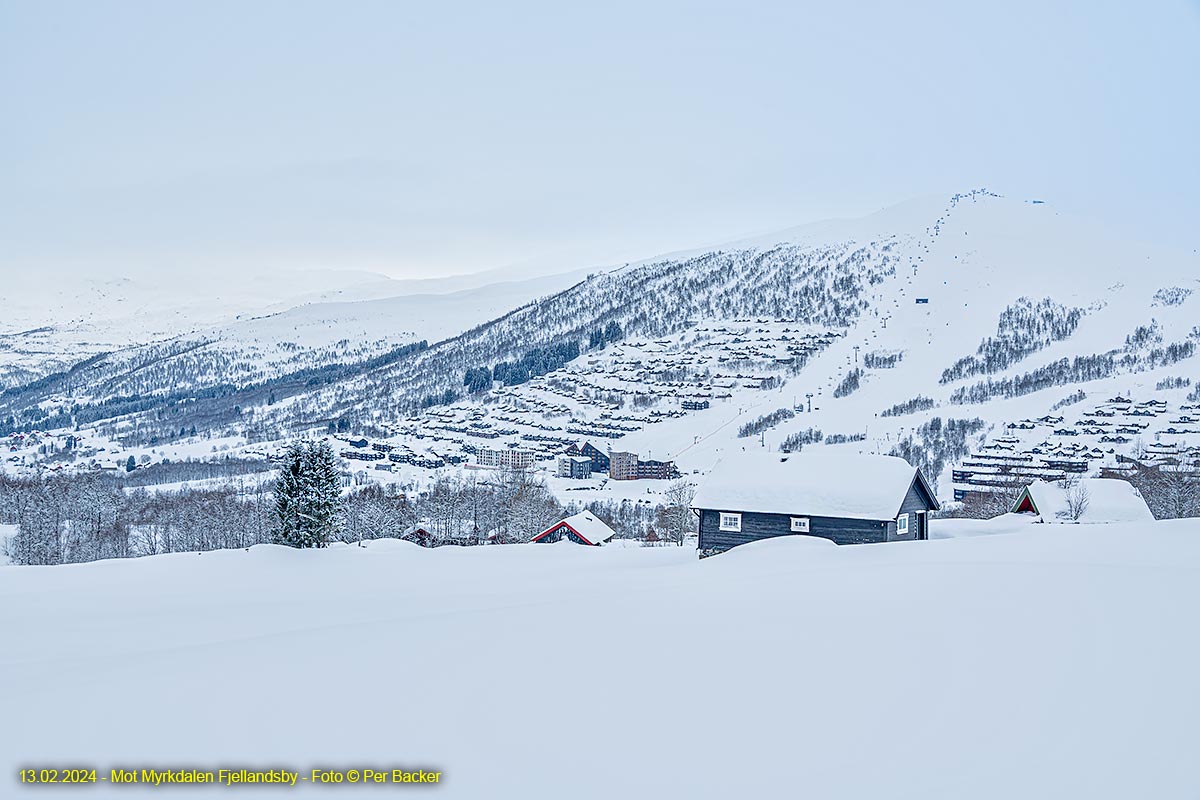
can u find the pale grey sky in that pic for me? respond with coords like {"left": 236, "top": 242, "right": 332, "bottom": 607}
{"left": 2, "top": 0, "right": 1198, "bottom": 281}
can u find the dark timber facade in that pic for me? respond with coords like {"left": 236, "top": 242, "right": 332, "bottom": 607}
{"left": 696, "top": 472, "right": 938, "bottom": 555}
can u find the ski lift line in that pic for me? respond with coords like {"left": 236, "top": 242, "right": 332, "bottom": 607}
{"left": 665, "top": 392, "right": 780, "bottom": 462}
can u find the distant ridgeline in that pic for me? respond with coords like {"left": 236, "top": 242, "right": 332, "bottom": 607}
{"left": 0, "top": 340, "right": 429, "bottom": 439}
{"left": 4, "top": 238, "right": 899, "bottom": 446}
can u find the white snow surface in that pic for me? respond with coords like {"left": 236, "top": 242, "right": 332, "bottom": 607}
{"left": 1018, "top": 478, "right": 1155, "bottom": 524}
{"left": 692, "top": 451, "right": 923, "bottom": 520}
{"left": 5, "top": 521, "right": 1198, "bottom": 798}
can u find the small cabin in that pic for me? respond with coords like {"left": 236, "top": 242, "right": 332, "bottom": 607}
{"left": 692, "top": 452, "right": 939, "bottom": 556}
{"left": 401, "top": 526, "right": 434, "bottom": 547}
{"left": 531, "top": 511, "right": 617, "bottom": 546}
{"left": 1011, "top": 479, "right": 1153, "bottom": 523}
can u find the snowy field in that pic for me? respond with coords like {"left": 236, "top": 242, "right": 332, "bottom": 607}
{"left": 3, "top": 522, "right": 1199, "bottom": 798}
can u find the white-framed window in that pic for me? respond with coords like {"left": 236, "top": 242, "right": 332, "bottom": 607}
{"left": 790, "top": 517, "right": 810, "bottom": 533}
{"left": 896, "top": 513, "right": 909, "bottom": 535}
{"left": 719, "top": 512, "right": 742, "bottom": 532}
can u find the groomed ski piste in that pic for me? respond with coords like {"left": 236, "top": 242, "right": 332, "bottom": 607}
{"left": 3, "top": 515, "right": 1198, "bottom": 799}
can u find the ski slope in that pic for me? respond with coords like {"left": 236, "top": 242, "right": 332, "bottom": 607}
{"left": 2, "top": 519, "right": 1198, "bottom": 798}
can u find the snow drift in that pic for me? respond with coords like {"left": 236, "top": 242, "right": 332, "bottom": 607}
{"left": 2, "top": 520, "right": 1199, "bottom": 798}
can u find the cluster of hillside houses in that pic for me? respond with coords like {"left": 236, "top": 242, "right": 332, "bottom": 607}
{"left": 953, "top": 396, "right": 1200, "bottom": 503}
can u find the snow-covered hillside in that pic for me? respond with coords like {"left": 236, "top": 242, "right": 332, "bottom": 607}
{"left": 5, "top": 190, "right": 1199, "bottom": 511}
{"left": 0, "top": 266, "right": 589, "bottom": 392}
{"left": 3, "top": 521, "right": 1198, "bottom": 798}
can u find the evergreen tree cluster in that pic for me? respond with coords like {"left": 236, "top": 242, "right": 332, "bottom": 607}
{"left": 1151, "top": 287, "right": 1193, "bottom": 307}
{"left": 738, "top": 407, "right": 795, "bottom": 438}
{"left": 940, "top": 298, "right": 1083, "bottom": 384}
{"left": 863, "top": 351, "right": 902, "bottom": 369}
{"left": 273, "top": 440, "right": 342, "bottom": 548}
{"left": 587, "top": 321, "right": 624, "bottom": 350}
{"left": 1124, "top": 322, "right": 1163, "bottom": 351}
{"left": 779, "top": 427, "right": 823, "bottom": 452}
{"left": 824, "top": 432, "right": 866, "bottom": 445}
{"left": 1155, "top": 376, "right": 1191, "bottom": 391}
{"left": 950, "top": 331, "right": 1197, "bottom": 405}
{"left": 949, "top": 354, "right": 1117, "bottom": 404}
{"left": 1049, "top": 389, "right": 1088, "bottom": 410}
{"left": 1137, "top": 340, "right": 1195, "bottom": 370}
{"left": 490, "top": 340, "right": 582, "bottom": 387}
{"left": 880, "top": 396, "right": 935, "bottom": 417}
{"left": 463, "top": 366, "right": 492, "bottom": 394}
{"left": 832, "top": 368, "right": 863, "bottom": 398}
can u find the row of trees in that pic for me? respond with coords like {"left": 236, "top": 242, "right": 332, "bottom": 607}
{"left": 950, "top": 328, "right": 1197, "bottom": 405}
{"left": 738, "top": 407, "right": 795, "bottom": 438}
{"left": 880, "top": 395, "right": 935, "bottom": 417}
{"left": 940, "top": 297, "right": 1083, "bottom": 385}
{"left": 0, "top": 473, "right": 277, "bottom": 565}
{"left": 2, "top": 441, "right": 699, "bottom": 565}
{"left": 1155, "top": 376, "right": 1190, "bottom": 391}
{"left": 780, "top": 427, "right": 823, "bottom": 452}
{"left": 863, "top": 351, "right": 902, "bottom": 369}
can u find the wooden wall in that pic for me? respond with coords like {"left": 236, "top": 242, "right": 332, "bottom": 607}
{"left": 697, "top": 509, "right": 889, "bottom": 552}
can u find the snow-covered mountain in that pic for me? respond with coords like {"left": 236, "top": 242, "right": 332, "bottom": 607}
{"left": 5, "top": 190, "right": 1199, "bottom": 505}
{"left": 0, "top": 265, "right": 592, "bottom": 389}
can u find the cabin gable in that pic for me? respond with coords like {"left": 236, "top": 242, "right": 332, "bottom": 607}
{"left": 1013, "top": 489, "right": 1038, "bottom": 515}
{"left": 899, "top": 474, "right": 938, "bottom": 513}
{"left": 531, "top": 522, "right": 596, "bottom": 545}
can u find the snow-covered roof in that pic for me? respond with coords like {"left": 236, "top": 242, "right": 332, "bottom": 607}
{"left": 535, "top": 511, "right": 617, "bottom": 545}
{"left": 692, "top": 451, "right": 928, "bottom": 521}
{"left": 1013, "top": 479, "right": 1154, "bottom": 524}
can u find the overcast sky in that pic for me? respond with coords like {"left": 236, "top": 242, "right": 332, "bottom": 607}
{"left": 2, "top": 0, "right": 1198, "bottom": 282}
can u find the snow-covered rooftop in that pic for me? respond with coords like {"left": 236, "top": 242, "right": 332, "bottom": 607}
{"left": 1014, "top": 479, "right": 1154, "bottom": 524}
{"left": 540, "top": 511, "right": 617, "bottom": 545}
{"left": 692, "top": 451, "right": 925, "bottom": 521}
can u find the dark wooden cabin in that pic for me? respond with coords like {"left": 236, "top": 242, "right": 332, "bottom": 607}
{"left": 692, "top": 452, "right": 939, "bottom": 557}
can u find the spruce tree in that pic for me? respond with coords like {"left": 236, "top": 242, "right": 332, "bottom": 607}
{"left": 274, "top": 440, "right": 342, "bottom": 548}
{"left": 305, "top": 440, "right": 342, "bottom": 543}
